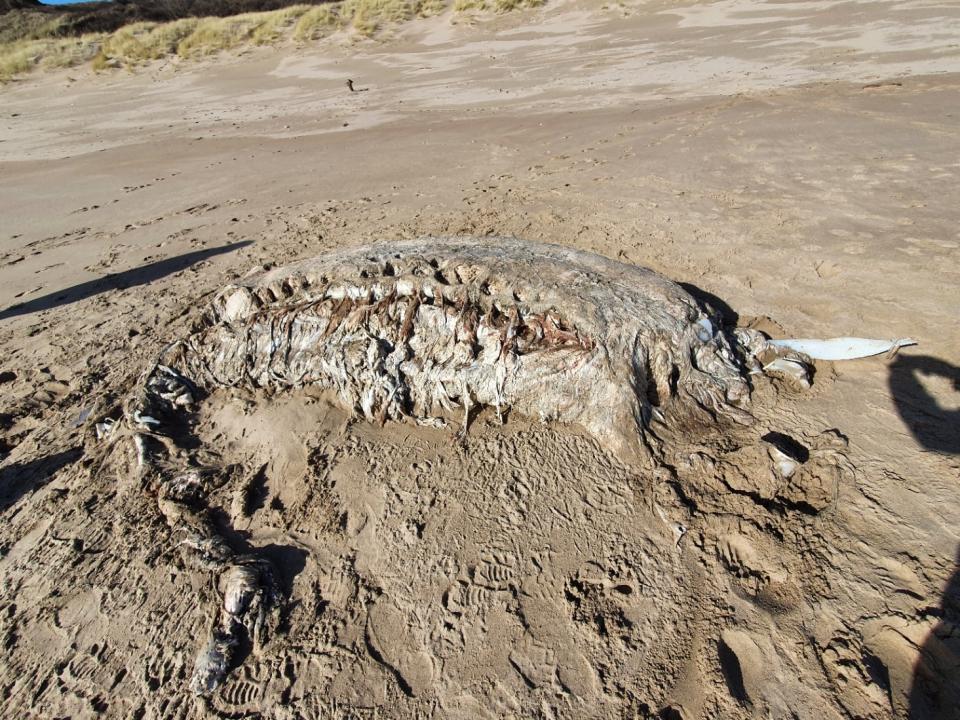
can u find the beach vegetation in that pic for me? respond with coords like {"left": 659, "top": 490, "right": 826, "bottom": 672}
{"left": 0, "top": 0, "right": 549, "bottom": 82}
{"left": 293, "top": 5, "right": 341, "bottom": 40}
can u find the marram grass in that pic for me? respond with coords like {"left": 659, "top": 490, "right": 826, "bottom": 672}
{"left": 0, "top": 0, "right": 547, "bottom": 82}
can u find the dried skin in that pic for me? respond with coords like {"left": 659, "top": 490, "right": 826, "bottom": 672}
{"left": 166, "top": 237, "right": 754, "bottom": 460}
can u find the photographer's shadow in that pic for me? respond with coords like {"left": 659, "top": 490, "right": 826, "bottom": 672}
{"left": 909, "top": 550, "right": 960, "bottom": 719}
{"left": 888, "top": 354, "right": 959, "bottom": 455}
{"left": 889, "top": 354, "right": 960, "bottom": 717}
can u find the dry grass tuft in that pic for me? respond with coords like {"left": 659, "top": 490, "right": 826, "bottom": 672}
{"left": 492, "top": 0, "right": 543, "bottom": 10}
{"left": 90, "top": 48, "right": 109, "bottom": 72}
{"left": 175, "top": 9, "right": 302, "bottom": 57}
{"left": 0, "top": 42, "right": 36, "bottom": 81}
{"left": 416, "top": 0, "right": 447, "bottom": 16}
{"left": 292, "top": 4, "right": 341, "bottom": 40}
{"left": 250, "top": 4, "right": 312, "bottom": 44}
{"left": 0, "top": 34, "right": 101, "bottom": 81}
{"left": 172, "top": 6, "right": 312, "bottom": 58}
{"left": 100, "top": 19, "right": 199, "bottom": 65}
{"left": 339, "top": 0, "right": 417, "bottom": 37}
{"left": 0, "top": 0, "right": 550, "bottom": 82}
{"left": 453, "top": 0, "right": 541, "bottom": 11}
{"left": 38, "top": 35, "right": 101, "bottom": 70}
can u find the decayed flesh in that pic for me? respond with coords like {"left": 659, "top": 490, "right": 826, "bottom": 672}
{"left": 112, "top": 237, "right": 816, "bottom": 694}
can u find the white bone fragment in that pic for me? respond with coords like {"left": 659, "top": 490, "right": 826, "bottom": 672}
{"left": 769, "top": 337, "right": 917, "bottom": 361}
{"left": 762, "top": 357, "right": 812, "bottom": 389}
{"left": 95, "top": 418, "right": 115, "bottom": 439}
{"left": 132, "top": 410, "right": 161, "bottom": 427}
{"left": 769, "top": 446, "right": 799, "bottom": 479}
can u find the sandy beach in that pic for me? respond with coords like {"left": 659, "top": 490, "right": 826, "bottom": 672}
{"left": 1, "top": 0, "right": 958, "bottom": 717}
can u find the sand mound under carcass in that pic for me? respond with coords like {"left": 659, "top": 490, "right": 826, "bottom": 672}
{"left": 62, "top": 238, "right": 854, "bottom": 717}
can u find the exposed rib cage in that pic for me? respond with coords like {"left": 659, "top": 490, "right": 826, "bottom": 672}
{"left": 167, "top": 237, "right": 753, "bottom": 459}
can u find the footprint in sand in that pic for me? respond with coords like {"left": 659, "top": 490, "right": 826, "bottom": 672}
{"left": 365, "top": 596, "right": 435, "bottom": 697}
{"left": 513, "top": 590, "right": 599, "bottom": 699}
{"left": 718, "top": 629, "right": 765, "bottom": 706}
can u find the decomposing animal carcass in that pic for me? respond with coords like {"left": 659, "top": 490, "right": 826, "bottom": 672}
{"left": 114, "top": 237, "right": 803, "bottom": 694}
{"left": 168, "top": 237, "right": 758, "bottom": 457}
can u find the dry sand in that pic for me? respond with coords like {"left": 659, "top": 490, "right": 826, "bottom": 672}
{"left": 0, "top": 0, "right": 958, "bottom": 717}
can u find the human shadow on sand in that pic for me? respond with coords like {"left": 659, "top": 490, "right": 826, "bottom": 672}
{"left": 0, "top": 241, "right": 252, "bottom": 321}
{"left": 909, "top": 548, "right": 960, "bottom": 719}
{"left": 888, "top": 355, "right": 960, "bottom": 455}
{"left": 0, "top": 446, "right": 83, "bottom": 512}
